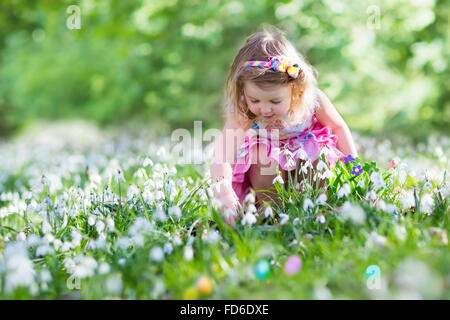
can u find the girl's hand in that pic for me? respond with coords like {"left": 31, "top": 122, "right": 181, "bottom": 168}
{"left": 213, "top": 179, "right": 242, "bottom": 227}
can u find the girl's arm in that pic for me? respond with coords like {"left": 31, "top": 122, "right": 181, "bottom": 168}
{"left": 210, "top": 113, "right": 249, "bottom": 184}
{"left": 315, "top": 88, "right": 358, "bottom": 157}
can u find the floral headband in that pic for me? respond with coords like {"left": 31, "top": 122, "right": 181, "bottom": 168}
{"left": 244, "top": 56, "right": 301, "bottom": 79}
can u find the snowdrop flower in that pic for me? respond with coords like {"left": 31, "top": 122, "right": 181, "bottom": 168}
{"left": 168, "top": 205, "right": 182, "bottom": 219}
{"left": 423, "top": 181, "right": 433, "bottom": 191}
{"left": 105, "top": 274, "right": 123, "bottom": 295}
{"left": 367, "top": 189, "right": 378, "bottom": 201}
{"left": 400, "top": 190, "right": 415, "bottom": 210}
{"left": 279, "top": 213, "right": 289, "bottom": 225}
{"left": 272, "top": 174, "right": 284, "bottom": 185}
{"left": 3, "top": 242, "right": 36, "bottom": 293}
{"left": 163, "top": 242, "right": 173, "bottom": 254}
{"left": 154, "top": 208, "right": 168, "bottom": 222}
{"left": 106, "top": 217, "right": 115, "bottom": 231}
{"left": 292, "top": 217, "right": 300, "bottom": 226}
{"left": 264, "top": 206, "right": 274, "bottom": 218}
{"left": 365, "top": 231, "right": 387, "bottom": 248}
{"left": 296, "top": 148, "right": 308, "bottom": 160}
{"left": 337, "top": 183, "right": 351, "bottom": 199}
{"left": 370, "top": 172, "right": 385, "bottom": 191}
{"left": 98, "top": 262, "right": 111, "bottom": 275}
{"left": 339, "top": 201, "right": 366, "bottom": 225}
{"left": 42, "top": 220, "right": 52, "bottom": 234}
{"left": 315, "top": 214, "right": 326, "bottom": 224}
{"left": 150, "top": 247, "right": 164, "bottom": 262}
{"left": 88, "top": 215, "right": 96, "bottom": 226}
{"left": 143, "top": 157, "right": 154, "bottom": 167}
{"left": 16, "top": 232, "right": 26, "bottom": 241}
{"left": 316, "top": 193, "right": 327, "bottom": 206}
{"left": 246, "top": 203, "right": 257, "bottom": 215}
{"left": 357, "top": 179, "right": 365, "bottom": 189}
{"left": 316, "top": 160, "right": 328, "bottom": 171}
{"left": 96, "top": 220, "right": 105, "bottom": 233}
{"left": 420, "top": 193, "right": 434, "bottom": 214}
{"left": 172, "top": 235, "right": 183, "bottom": 246}
{"left": 241, "top": 212, "right": 257, "bottom": 226}
{"left": 184, "top": 246, "right": 194, "bottom": 261}
{"left": 114, "top": 168, "right": 125, "bottom": 184}
{"left": 244, "top": 192, "right": 255, "bottom": 204}
{"left": 204, "top": 230, "right": 221, "bottom": 244}
{"left": 377, "top": 200, "right": 397, "bottom": 214}
{"left": 394, "top": 225, "right": 407, "bottom": 241}
{"left": 303, "top": 198, "right": 315, "bottom": 211}
{"left": 320, "top": 169, "right": 334, "bottom": 180}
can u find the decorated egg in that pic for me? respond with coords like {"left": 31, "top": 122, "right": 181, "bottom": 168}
{"left": 253, "top": 259, "right": 270, "bottom": 280}
{"left": 196, "top": 276, "right": 213, "bottom": 295}
{"left": 284, "top": 255, "right": 302, "bottom": 275}
{"left": 182, "top": 287, "right": 198, "bottom": 300}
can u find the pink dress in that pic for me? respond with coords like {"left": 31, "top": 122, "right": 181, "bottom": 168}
{"left": 231, "top": 108, "right": 344, "bottom": 206}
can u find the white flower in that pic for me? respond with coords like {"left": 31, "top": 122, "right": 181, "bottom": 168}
{"left": 205, "top": 230, "right": 221, "bottom": 244}
{"left": 98, "top": 262, "right": 111, "bottom": 275}
{"left": 163, "top": 242, "right": 173, "bottom": 254}
{"left": 357, "top": 179, "right": 365, "bottom": 189}
{"left": 337, "top": 183, "right": 351, "bottom": 199}
{"left": 365, "top": 231, "right": 387, "bottom": 248}
{"left": 316, "top": 160, "right": 328, "bottom": 171}
{"left": 154, "top": 208, "right": 168, "bottom": 222}
{"left": 105, "top": 274, "right": 123, "bottom": 295}
{"left": 3, "top": 242, "right": 36, "bottom": 293}
{"left": 320, "top": 169, "right": 335, "bottom": 180}
{"left": 246, "top": 203, "right": 257, "bottom": 214}
{"left": 244, "top": 193, "right": 255, "bottom": 204}
{"left": 272, "top": 174, "right": 284, "bottom": 185}
{"left": 88, "top": 215, "right": 96, "bottom": 226}
{"left": 150, "top": 247, "right": 164, "bottom": 262}
{"left": 96, "top": 220, "right": 105, "bottom": 233}
{"left": 400, "top": 190, "right": 415, "bottom": 210}
{"left": 264, "top": 206, "right": 274, "bottom": 218}
{"left": 168, "top": 205, "right": 182, "bottom": 219}
{"left": 370, "top": 172, "right": 385, "bottom": 191}
{"left": 279, "top": 213, "right": 290, "bottom": 225}
{"left": 315, "top": 193, "right": 327, "bottom": 206}
{"left": 241, "top": 212, "right": 257, "bottom": 226}
{"left": 292, "top": 217, "right": 300, "bottom": 226}
{"left": 303, "top": 198, "right": 315, "bottom": 211}
{"left": 143, "top": 157, "right": 154, "bottom": 167}
{"left": 420, "top": 193, "right": 434, "bottom": 213}
{"left": 184, "top": 246, "right": 194, "bottom": 261}
{"left": 377, "top": 200, "right": 397, "bottom": 214}
{"left": 394, "top": 225, "right": 407, "bottom": 241}
{"left": 339, "top": 201, "right": 366, "bottom": 225}
{"left": 296, "top": 148, "right": 308, "bottom": 160}
{"left": 114, "top": 168, "right": 126, "bottom": 184}
{"left": 315, "top": 214, "right": 326, "bottom": 224}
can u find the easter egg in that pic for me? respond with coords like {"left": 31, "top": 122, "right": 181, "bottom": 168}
{"left": 284, "top": 255, "right": 302, "bottom": 275}
{"left": 182, "top": 287, "right": 198, "bottom": 300}
{"left": 197, "top": 276, "right": 213, "bottom": 295}
{"left": 253, "top": 259, "right": 270, "bottom": 280}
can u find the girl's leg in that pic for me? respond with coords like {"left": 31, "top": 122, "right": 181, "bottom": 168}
{"left": 247, "top": 143, "right": 288, "bottom": 206}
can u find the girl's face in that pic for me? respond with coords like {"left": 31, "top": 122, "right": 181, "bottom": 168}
{"left": 243, "top": 80, "right": 292, "bottom": 121}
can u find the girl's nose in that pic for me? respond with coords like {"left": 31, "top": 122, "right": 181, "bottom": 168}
{"left": 261, "top": 105, "right": 272, "bottom": 113}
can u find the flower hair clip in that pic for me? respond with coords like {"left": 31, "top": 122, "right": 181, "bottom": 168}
{"left": 245, "top": 56, "right": 301, "bottom": 79}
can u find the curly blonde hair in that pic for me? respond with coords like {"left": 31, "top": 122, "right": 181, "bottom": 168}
{"left": 223, "top": 26, "right": 319, "bottom": 126}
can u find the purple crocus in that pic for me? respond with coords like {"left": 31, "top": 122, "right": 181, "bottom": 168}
{"left": 344, "top": 154, "right": 355, "bottom": 166}
{"left": 351, "top": 165, "right": 363, "bottom": 176}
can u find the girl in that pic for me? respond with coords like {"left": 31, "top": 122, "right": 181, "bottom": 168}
{"left": 210, "top": 27, "right": 358, "bottom": 226}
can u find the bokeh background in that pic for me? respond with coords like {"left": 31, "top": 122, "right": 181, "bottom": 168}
{"left": 0, "top": 0, "right": 448, "bottom": 140}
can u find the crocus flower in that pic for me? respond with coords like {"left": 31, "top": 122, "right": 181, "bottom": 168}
{"left": 387, "top": 159, "right": 396, "bottom": 170}
{"left": 351, "top": 165, "right": 363, "bottom": 176}
{"left": 343, "top": 155, "right": 355, "bottom": 166}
